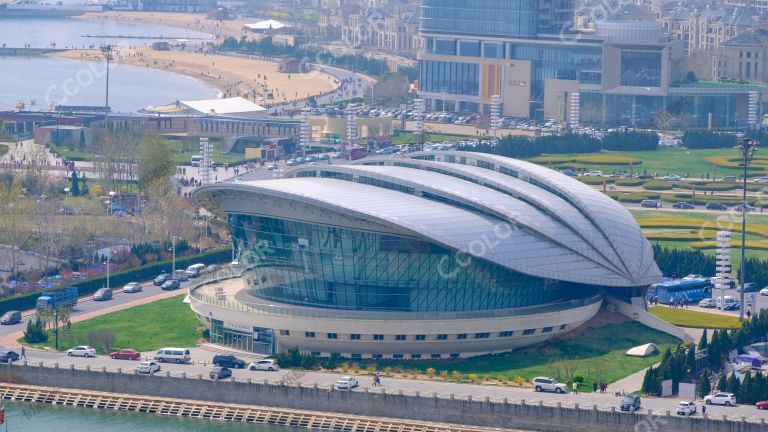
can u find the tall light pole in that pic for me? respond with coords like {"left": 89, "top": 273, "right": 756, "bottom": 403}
{"left": 737, "top": 137, "right": 758, "bottom": 321}
{"left": 716, "top": 231, "right": 731, "bottom": 311}
{"left": 103, "top": 247, "right": 111, "bottom": 291}
{"left": 170, "top": 236, "right": 178, "bottom": 274}
{"left": 100, "top": 44, "right": 113, "bottom": 121}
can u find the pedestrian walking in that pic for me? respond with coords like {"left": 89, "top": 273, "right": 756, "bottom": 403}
{"left": 20, "top": 346, "right": 26, "bottom": 359}
{"left": 572, "top": 381, "right": 578, "bottom": 394}
{"left": 702, "top": 404, "right": 706, "bottom": 414}
{"left": 593, "top": 381, "right": 598, "bottom": 392}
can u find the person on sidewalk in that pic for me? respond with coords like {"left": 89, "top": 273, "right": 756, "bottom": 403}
{"left": 20, "top": 346, "right": 26, "bottom": 359}
{"left": 572, "top": 381, "right": 578, "bottom": 394}
{"left": 593, "top": 381, "right": 598, "bottom": 393}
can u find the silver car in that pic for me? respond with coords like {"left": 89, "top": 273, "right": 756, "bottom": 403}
{"left": 122, "top": 282, "right": 142, "bottom": 293}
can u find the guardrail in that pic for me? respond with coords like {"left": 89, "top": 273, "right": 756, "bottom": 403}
{"left": 3, "top": 360, "right": 768, "bottom": 426}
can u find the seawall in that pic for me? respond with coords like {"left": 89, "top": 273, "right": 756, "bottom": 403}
{"left": 1, "top": 362, "right": 766, "bottom": 431}
{"left": 0, "top": 47, "right": 67, "bottom": 56}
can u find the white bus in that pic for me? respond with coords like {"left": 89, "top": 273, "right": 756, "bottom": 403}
{"left": 190, "top": 155, "right": 203, "bottom": 167}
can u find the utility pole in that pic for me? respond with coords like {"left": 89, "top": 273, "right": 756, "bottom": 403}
{"left": 736, "top": 137, "right": 758, "bottom": 321}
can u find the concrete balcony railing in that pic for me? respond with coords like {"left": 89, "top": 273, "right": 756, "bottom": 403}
{"left": 189, "top": 269, "right": 604, "bottom": 322}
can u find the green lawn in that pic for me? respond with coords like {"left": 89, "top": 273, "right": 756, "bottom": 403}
{"left": 24, "top": 296, "right": 203, "bottom": 354}
{"left": 528, "top": 148, "right": 744, "bottom": 178}
{"left": 649, "top": 306, "right": 741, "bottom": 329}
{"left": 358, "top": 321, "right": 679, "bottom": 392}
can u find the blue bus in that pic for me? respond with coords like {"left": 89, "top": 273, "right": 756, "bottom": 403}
{"left": 648, "top": 277, "right": 713, "bottom": 305}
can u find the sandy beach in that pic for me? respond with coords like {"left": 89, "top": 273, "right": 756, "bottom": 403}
{"left": 52, "top": 46, "right": 338, "bottom": 105}
{"left": 74, "top": 11, "right": 251, "bottom": 42}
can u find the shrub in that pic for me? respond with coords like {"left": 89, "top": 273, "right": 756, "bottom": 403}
{"left": 614, "top": 178, "right": 646, "bottom": 187}
{"left": 451, "top": 371, "right": 463, "bottom": 381}
{"left": 467, "top": 373, "right": 479, "bottom": 382}
{"left": 426, "top": 367, "right": 436, "bottom": 377}
{"left": 573, "top": 375, "right": 585, "bottom": 383}
{"left": 643, "top": 180, "right": 675, "bottom": 191}
{"left": 682, "top": 131, "right": 737, "bottom": 149}
{"left": 24, "top": 318, "right": 48, "bottom": 343}
{"left": 439, "top": 370, "right": 448, "bottom": 379}
{"left": 579, "top": 176, "right": 612, "bottom": 185}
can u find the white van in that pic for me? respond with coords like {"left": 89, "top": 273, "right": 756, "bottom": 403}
{"left": 190, "top": 155, "right": 203, "bottom": 167}
{"left": 185, "top": 263, "right": 206, "bottom": 278}
{"left": 716, "top": 296, "right": 740, "bottom": 310}
{"left": 154, "top": 347, "right": 191, "bottom": 364}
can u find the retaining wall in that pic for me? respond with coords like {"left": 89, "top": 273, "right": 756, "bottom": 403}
{"left": 0, "top": 362, "right": 765, "bottom": 432}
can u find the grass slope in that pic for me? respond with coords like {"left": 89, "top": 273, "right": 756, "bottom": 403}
{"left": 649, "top": 307, "right": 741, "bottom": 329}
{"left": 27, "top": 296, "right": 203, "bottom": 354}
{"left": 363, "top": 320, "right": 679, "bottom": 392}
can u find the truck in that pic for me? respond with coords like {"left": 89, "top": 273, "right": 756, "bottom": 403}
{"left": 36, "top": 286, "right": 78, "bottom": 311}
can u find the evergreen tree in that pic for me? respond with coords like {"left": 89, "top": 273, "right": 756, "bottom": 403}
{"left": 726, "top": 372, "right": 740, "bottom": 396}
{"left": 78, "top": 130, "right": 86, "bottom": 150}
{"left": 708, "top": 330, "right": 721, "bottom": 367}
{"left": 69, "top": 171, "right": 80, "bottom": 197}
{"left": 697, "top": 371, "right": 711, "bottom": 398}
{"left": 741, "top": 373, "right": 754, "bottom": 404}
{"left": 717, "top": 373, "right": 728, "bottom": 391}
{"left": 698, "top": 328, "right": 708, "bottom": 351}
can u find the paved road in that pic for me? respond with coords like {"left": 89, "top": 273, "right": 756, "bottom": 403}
{"left": 0, "top": 278, "right": 189, "bottom": 346}
{"left": 11, "top": 349, "right": 768, "bottom": 423}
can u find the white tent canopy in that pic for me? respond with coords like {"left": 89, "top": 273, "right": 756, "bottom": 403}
{"left": 626, "top": 343, "right": 658, "bottom": 357}
{"left": 244, "top": 19, "right": 292, "bottom": 31}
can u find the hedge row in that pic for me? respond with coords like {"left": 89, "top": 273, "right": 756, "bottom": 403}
{"left": 0, "top": 248, "right": 230, "bottom": 315}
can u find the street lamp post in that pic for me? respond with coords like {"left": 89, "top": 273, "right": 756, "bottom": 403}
{"left": 100, "top": 44, "right": 113, "bottom": 121}
{"left": 737, "top": 137, "right": 758, "bottom": 321}
{"left": 53, "top": 309, "right": 59, "bottom": 351}
{"left": 103, "top": 247, "right": 111, "bottom": 291}
{"left": 170, "top": 236, "right": 178, "bottom": 274}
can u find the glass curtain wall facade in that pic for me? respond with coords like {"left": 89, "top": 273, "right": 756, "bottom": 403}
{"left": 229, "top": 214, "right": 597, "bottom": 312}
{"left": 421, "top": 0, "right": 539, "bottom": 38}
{"left": 579, "top": 91, "right": 752, "bottom": 128}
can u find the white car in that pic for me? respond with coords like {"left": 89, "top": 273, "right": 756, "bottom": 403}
{"left": 136, "top": 361, "right": 161, "bottom": 374}
{"left": 704, "top": 392, "right": 737, "bottom": 406}
{"left": 248, "top": 359, "right": 279, "bottom": 371}
{"left": 584, "top": 171, "right": 603, "bottom": 177}
{"left": 532, "top": 377, "right": 568, "bottom": 393}
{"left": 754, "top": 177, "right": 768, "bottom": 184}
{"left": 664, "top": 174, "right": 682, "bottom": 181}
{"left": 67, "top": 346, "right": 96, "bottom": 357}
{"left": 336, "top": 376, "right": 359, "bottom": 390}
{"left": 267, "top": 164, "right": 277, "bottom": 170}
{"left": 122, "top": 282, "right": 142, "bottom": 293}
{"left": 698, "top": 298, "right": 717, "bottom": 308}
{"left": 760, "top": 287, "right": 768, "bottom": 296}
{"left": 676, "top": 400, "right": 697, "bottom": 415}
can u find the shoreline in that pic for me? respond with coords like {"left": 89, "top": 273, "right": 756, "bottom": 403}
{"left": 50, "top": 46, "right": 339, "bottom": 106}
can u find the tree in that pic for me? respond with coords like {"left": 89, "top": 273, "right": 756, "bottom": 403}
{"left": 697, "top": 371, "right": 711, "bottom": 398}
{"left": 726, "top": 372, "right": 740, "bottom": 396}
{"left": 23, "top": 317, "right": 48, "bottom": 343}
{"left": 137, "top": 133, "right": 175, "bottom": 193}
{"left": 717, "top": 373, "right": 728, "bottom": 391}
{"left": 69, "top": 171, "right": 80, "bottom": 197}
{"left": 698, "top": 328, "right": 708, "bottom": 351}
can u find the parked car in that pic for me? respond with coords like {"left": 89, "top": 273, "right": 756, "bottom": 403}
{"left": 640, "top": 199, "right": 659, "bottom": 209}
{"left": 677, "top": 400, "right": 697, "bottom": 415}
{"left": 734, "top": 204, "right": 756, "bottom": 213}
{"left": 93, "top": 287, "right": 113, "bottom": 301}
{"left": 136, "top": 361, "right": 160, "bottom": 374}
{"left": 699, "top": 298, "right": 717, "bottom": 308}
{"left": 737, "top": 283, "right": 760, "bottom": 293}
{"left": 532, "top": 377, "right": 568, "bottom": 393}
{"left": 672, "top": 202, "right": 694, "bottom": 209}
{"left": 110, "top": 349, "right": 141, "bottom": 360}
{"left": 0, "top": 310, "right": 22, "bottom": 325}
{"left": 760, "top": 287, "right": 768, "bottom": 296}
{"left": 267, "top": 163, "right": 277, "bottom": 170}
{"left": 153, "top": 273, "right": 171, "bottom": 286}
{"left": 663, "top": 174, "right": 682, "bottom": 181}
{"left": 716, "top": 296, "right": 740, "bottom": 310}
{"left": 0, "top": 351, "right": 20, "bottom": 363}
{"left": 210, "top": 366, "right": 232, "bottom": 380}
{"left": 212, "top": 354, "right": 246, "bottom": 369}
{"left": 248, "top": 359, "right": 279, "bottom": 371}
{"left": 756, "top": 400, "right": 768, "bottom": 410}
{"left": 154, "top": 347, "right": 191, "bottom": 364}
{"left": 583, "top": 171, "right": 603, "bottom": 177}
{"left": 706, "top": 202, "right": 728, "bottom": 211}
{"left": 620, "top": 395, "right": 641, "bottom": 412}
{"left": 754, "top": 177, "right": 768, "bottom": 184}
{"left": 122, "top": 282, "right": 142, "bottom": 293}
{"left": 161, "top": 280, "right": 181, "bottom": 291}
{"left": 336, "top": 376, "right": 359, "bottom": 389}
{"left": 720, "top": 176, "right": 737, "bottom": 183}
{"left": 67, "top": 346, "right": 96, "bottom": 357}
{"left": 705, "top": 392, "right": 737, "bottom": 406}
{"left": 560, "top": 170, "right": 577, "bottom": 177}
{"left": 205, "top": 264, "right": 221, "bottom": 274}
{"left": 185, "top": 263, "right": 206, "bottom": 278}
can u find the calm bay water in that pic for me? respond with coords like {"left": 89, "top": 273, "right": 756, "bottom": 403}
{"left": 0, "top": 17, "right": 217, "bottom": 111}
{"left": 5, "top": 401, "right": 304, "bottom": 431}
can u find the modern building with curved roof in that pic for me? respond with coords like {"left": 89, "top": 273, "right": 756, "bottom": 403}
{"left": 192, "top": 151, "right": 661, "bottom": 358}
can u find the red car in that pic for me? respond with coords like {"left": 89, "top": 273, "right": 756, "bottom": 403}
{"left": 757, "top": 401, "right": 768, "bottom": 410}
{"left": 109, "top": 349, "right": 141, "bottom": 360}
